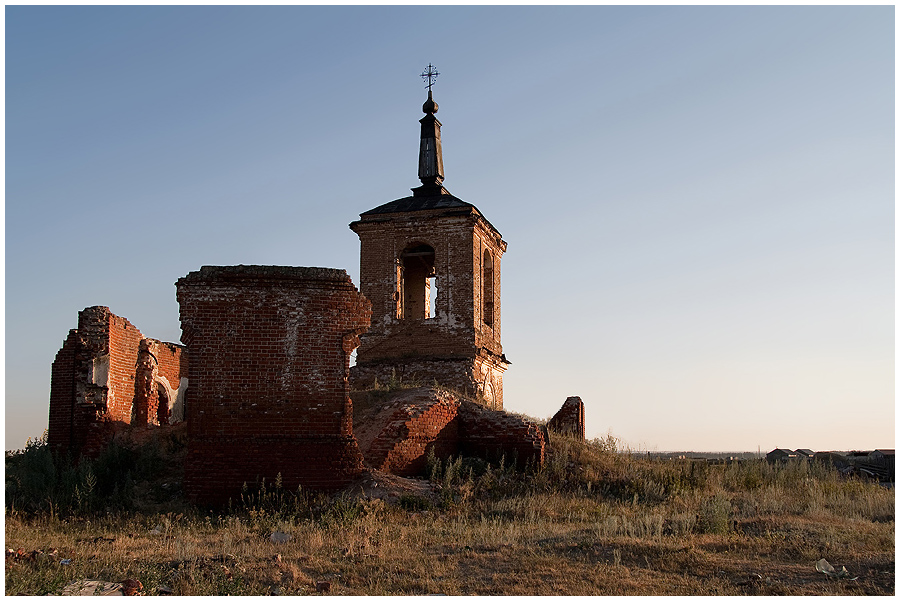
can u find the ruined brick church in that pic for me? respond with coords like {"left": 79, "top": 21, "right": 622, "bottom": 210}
{"left": 47, "top": 74, "right": 585, "bottom": 505}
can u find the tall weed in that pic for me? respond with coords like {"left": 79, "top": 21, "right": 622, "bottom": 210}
{"left": 6, "top": 431, "right": 169, "bottom": 516}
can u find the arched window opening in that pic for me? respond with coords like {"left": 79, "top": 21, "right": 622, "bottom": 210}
{"left": 157, "top": 383, "right": 170, "bottom": 426}
{"left": 400, "top": 243, "right": 436, "bottom": 320}
{"left": 482, "top": 249, "right": 494, "bottom": 327}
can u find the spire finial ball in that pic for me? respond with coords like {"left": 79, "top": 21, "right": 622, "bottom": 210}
{"left": 423, "top": 90, "right": 438, "bottom": 115}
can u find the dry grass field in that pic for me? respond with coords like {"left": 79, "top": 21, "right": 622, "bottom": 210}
{"left": 5, "top": 428, "right": 894, "bottom": 595}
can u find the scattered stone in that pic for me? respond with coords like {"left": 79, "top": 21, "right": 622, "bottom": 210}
{"left": 737, "top": 573, "right": 763, "bottom": 586}
{"left": 61, "top": 580, "right": 124, "bottom": 595}
{"left": 121, "top": 579, "right": 143, "bottom": 595}
{"left": 816, "top": 558, "right": 858, "bottom": 580}
{"left": 316, "top": 581, "right": 331, "bottom": 593}
{"left": 270, "top": 532, "right": 293, "bottom": 544}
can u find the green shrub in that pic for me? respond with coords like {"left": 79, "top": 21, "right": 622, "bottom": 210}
{"left": 5, "top": 431, "right": 171, "bottom": 516}
{"left": 398, "top": 495, "right": 432, "bottom": 511}
{"left": 697, "top": 493, "right": 732, "bottom": 534}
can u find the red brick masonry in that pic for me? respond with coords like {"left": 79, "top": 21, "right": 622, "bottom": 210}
{"left": 48, "top": 306, "right": 187, "bottom": 458}
{"left": 547, "top": 396, "right": 585, "bottom": 440}
{"left": 354, "top": 388, "right": 461, "bottom": 476}
{"left": 350, "top": 201, "right": 509, "bottom": 409}
{"left": 48, "top": 280, "right": 581, "bottom": 498}
{"left": 354, "top": 387, "right": 546, "bottom": 474}
{"left": 458, "top": 400, "right": 546, "bottom": 469}
{"left": 176, "top": 265, "right": 372, "bottom": 505}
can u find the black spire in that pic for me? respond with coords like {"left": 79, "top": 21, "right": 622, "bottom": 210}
{"left": 413, "top": 65, "right": 447, "bottom": 197}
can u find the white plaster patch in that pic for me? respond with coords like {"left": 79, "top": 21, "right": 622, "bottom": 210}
{"left": 156, "top": 375, "right": 188, "bottom": 424}
{"left": 91, "top": 354, "right": 110, "bottom": 386}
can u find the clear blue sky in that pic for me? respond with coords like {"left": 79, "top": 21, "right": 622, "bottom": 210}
{"left": 6, "top": 6, "right": 894, "bottom": 452}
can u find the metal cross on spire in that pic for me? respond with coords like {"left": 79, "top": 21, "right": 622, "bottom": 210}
{"left": 420, "top": 63, "right": 440, "bottom": 91}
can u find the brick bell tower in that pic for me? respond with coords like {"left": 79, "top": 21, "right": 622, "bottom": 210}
{"left": 350, "top": 66, "right": 509, "bottom": 408}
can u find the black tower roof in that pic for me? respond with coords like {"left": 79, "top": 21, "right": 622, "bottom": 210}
{"left": 359, "top": 193, "right": 475, "bottom": 216}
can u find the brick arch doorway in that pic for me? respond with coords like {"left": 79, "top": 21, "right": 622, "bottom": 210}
{"left": 156, "top": 382, "right": 170, "bottom": 425}
{"left": 154, "top": 375, "right": 185, "bottom": 425}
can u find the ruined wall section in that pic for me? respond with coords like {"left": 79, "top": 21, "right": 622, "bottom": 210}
{"left": 176, "top": 265, "right": 371, "bottom": 505}
{"left": 106, "top": 311, "right": 145, "bottom": 422}
{"left": 47, "top": 306, "right": 188, "bottom": 458}
{"left": 458, "top": 401, "right": 545, "bottom": 469}
{"left": 134, "top": 339, "right": 189, "bottom": 427}
{"left": 48, "top": 331, "right": 78, "bottom": 455}
{"left": 353, "top": 387, "right": 544, "bottom": 477}
{"left": 354, "top": 387, "right": 460, "bottom": 476}
{"left": 154, "top": 342, "right": 189, "bottom": 423}
{"left": 547, "top": 396, "right": 585, "bottom": 440}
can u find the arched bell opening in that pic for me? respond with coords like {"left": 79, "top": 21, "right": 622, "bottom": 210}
{"left": 399, "top": 243, "right": 436, "bottom": 320}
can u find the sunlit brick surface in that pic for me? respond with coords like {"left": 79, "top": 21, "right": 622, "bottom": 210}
{"left": 47, "top": 306, "right": 187, "bottom": 458}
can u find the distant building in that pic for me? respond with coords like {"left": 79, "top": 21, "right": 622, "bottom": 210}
{"left": 813, "top": 451, "right": 848, "bottom": 467}
{"left": 868, "top": 449, "right": 895, "bottom": 475}
{"left": 795, "top": 448, "right": 814, "bottom": 459}
{"left": 869, "top": 449, "right": 894, "bottom": 461}
{"left": 766, "top": 448, "right": 798, "bottom": 462}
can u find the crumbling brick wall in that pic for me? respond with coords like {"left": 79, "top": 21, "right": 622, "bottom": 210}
{"left": 547, "top": 396, "right": 585, "bottom": 440}
{"left": 47, "top": 306, "right": 188, "bottom": 458}
{"left": 48, "top": 331, "right": 79, "bottom": 455}
{"left": 353, "top": 387, "right": 460, "bottom": 476}
{"left": 176, "top": 265, "right": 372, "bottom": 505}
{"left": 458, "top": 401, "right": 546, "bottom": 469}
{"left": 135, "top": 339, "right": 189, "bottom": 427}
{"left": 354, "top": 386, "right": 545, "bottom": 476}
